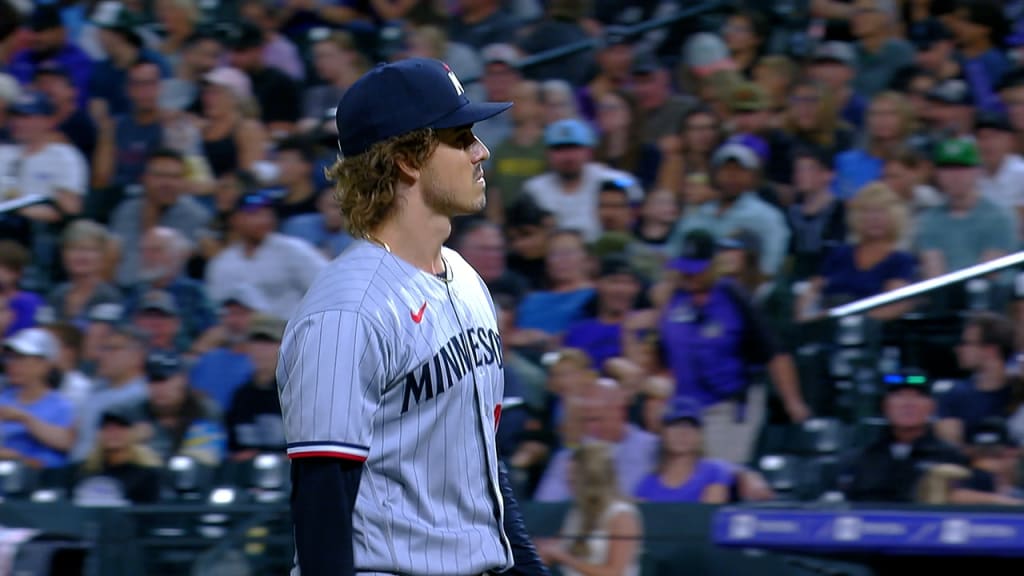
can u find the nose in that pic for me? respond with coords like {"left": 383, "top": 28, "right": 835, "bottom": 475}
{"left": 471, "top": 137, "right": 490, "bottom": 163}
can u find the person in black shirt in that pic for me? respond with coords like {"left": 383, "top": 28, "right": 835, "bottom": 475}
{"left": 225, "top": 314, "right": 287, "bottom": 461}
{"left": 74, "top": 405, "right": 162, "bottom": 504}
{"left": 33, "top": 61, "right": 96, "bottom": 163}
{"left": 272, "top": 136, "right": 319, "bottom": 221}
{"left": 228, "top": 22, "right": 301, "bottom": 137}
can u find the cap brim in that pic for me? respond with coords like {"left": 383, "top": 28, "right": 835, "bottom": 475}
{"left": 431, "top": 101, "right": 512, "bottom": 130}
{"left": 667, "top": 258, "right": 711, "bottom": 274}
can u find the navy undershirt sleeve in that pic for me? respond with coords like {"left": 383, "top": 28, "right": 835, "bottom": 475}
{"left": 291, "top": 457, "right": 363, "bottom": 576}
{"left": 498, "top": 461, "right": 551, "bottom": 575}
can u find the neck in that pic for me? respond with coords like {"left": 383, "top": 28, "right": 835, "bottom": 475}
{"left": 983, "top": 156, "right": 1005, "bottom": 175}
{"left": 963, "top": 39, "right": 992, "bottom": 58}
{"left": 861, "top": 33, "right": 887, "bottom": 54}
{"left": 552, "top": 277, "right": 588, "bottom": 292}
{"left": 975, "top": 363, "right": 1006, "bottom": 391}
{"left": 105, "top": 447, "right": 133, "bottom": 466}
{"left": 370, "top": 201, "right": 450, "bottom": 275}
{"left": 949, "top": 193, "right": 978, "bottom": 215}
{"left": 72, "top": 274, "right": 101, "bottom": 291}
{"left": 733, "top": 48, "right": 757, "bottom": 68}
{"left": 892, "top": 425, "right": 926, "bottom": 444}
{"left": 661, "top": 456, "right": 696, "bottom": 485}
{"left": 286, "top": 181, "right": 314, "bottom": 202}
{"left": 112, "top": 48, "right": 139, "bottom": 69}
{"left": 605, "top": 131, "right": 629, "bottom": 157}
{"left": 597, "top": 306, "right": 626, "bottom": 323}
{"left": 110, "top": 372, "right": 142, "bottom": 388}
{"left": 801, "top": 187, "right": 833, "bottom": 211}
{"left": 134, "top": 107, "right": 158, "bottom": 124}
{"left": 253, "top": 368, "right": 275, "bottom": 388}
{"left": 17, "top": 383, "right": 48, "bottom": 404}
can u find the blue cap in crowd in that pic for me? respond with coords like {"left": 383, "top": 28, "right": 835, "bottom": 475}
{"left": 236, "top": 190, "right": 276, "bottom": 212}
{"left": 9, "top": 90, "right": 54, "bottom": 116}
{"left": 335, "top": 58, "right": 512, "bottom": 157}
{"left": 663, "top": 397, "right": 703, "bottom": 427}
{"left": 544, "top": 118, "right": 595, "bottom": 148}
{"left": 668, "top": 229, "right": 717, "bottom": 275}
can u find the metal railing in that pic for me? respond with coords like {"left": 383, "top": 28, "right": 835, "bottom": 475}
{"left": 828, "top": 251, "right": 1024, "bottom": 318}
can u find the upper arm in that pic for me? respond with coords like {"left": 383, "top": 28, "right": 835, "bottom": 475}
{"left": 604, "top": 508, "right": 643, "bottom": 571}
{"left": 279, "top": 310, "right": 389, "bottom": 463}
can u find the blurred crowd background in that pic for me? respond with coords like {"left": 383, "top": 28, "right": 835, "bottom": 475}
{"left": 3, "top": 0, "right": 1024, "bottom": 572}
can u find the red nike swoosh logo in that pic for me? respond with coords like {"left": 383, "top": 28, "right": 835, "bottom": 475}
{"left": 411, "top": 302, "right": 427, "bottom": 324}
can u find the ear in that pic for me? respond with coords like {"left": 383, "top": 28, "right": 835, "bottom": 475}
{"left": 394, "top": 155, "right": 421, "bottom": 185}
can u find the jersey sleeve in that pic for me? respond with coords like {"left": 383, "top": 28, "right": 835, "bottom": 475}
{"left": 279, "top": 309, "right": 389, "bottom": 463}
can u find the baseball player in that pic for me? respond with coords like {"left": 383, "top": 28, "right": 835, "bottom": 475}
{"left": 278, "top": 58, "right": 549, "bottom": 576}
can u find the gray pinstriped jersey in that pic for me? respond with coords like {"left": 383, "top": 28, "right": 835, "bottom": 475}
{"left": 278, "top": 240, "right": 513, "bottom": 576}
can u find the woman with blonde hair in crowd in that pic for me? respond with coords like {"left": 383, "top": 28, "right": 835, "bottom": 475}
{"left": 75, "top": 406, "right": 163, "bottom": 504}
{"left": 782, "top": 78, "right": 856, "bottom": 158}
{"left": 594, "top": 88, "right": 661, "bottom": 189}
{"left": 540, "top": 79, "right": 580, "bottom": 125}
{"left": 537, "top": 442, "right": 643, "bottom": 576}
{"left": 154, "top": 0, "right": 201, "bottom": 69}
{"left": 47, "top": 220, "right": 122, "bottom": 328}
{"left": 796, "top": 182, "right": 917, "bottom": 321}
{"left": 198, "top": 67, "right": 268, "bottom": 182}
{"left": 753, "top": 55, "right": 798, "bottom": 119}
{"left": 657, "top": 107, "right": 725, "bottom": 197}
{"left": 833, "top": 91, "right": 916, "bottom": 200}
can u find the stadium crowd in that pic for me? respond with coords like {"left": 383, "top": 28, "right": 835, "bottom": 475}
{"left": 3, "top": 0, "right": 1024, "bottom": 572}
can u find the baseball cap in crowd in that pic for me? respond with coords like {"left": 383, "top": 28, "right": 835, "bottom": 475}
{"left": 662, "top": 397, "right": 703, "bottom": 427}
{"left": 8, "top": 90, "right": 54, "bottom": 116}
{"left": 3, "top": 328, "right": 60, "bottom": 362}
{"left": 91, "top": 0, "right": 142, "bottom": 45}
{"left": 34, "top": 60, "right": 71, "bottom": 81}
{"left": 712, "top": 142, "right": 761, "bottom": 170}
{"left": 248, "top": 314, "right": 286, "bottom": 342}
{"left": 336, "top": 58, "right": 512, "bottom": 157}
{"left": 967, "top": 417, "right": 1014, "bottom": 448}
{"left": 927, "top": 78, "right": 973, "bottom": 106}
{"left": 482, "top": 43, "right": 521, "bottom": 67}
{"left": 230, "top": 21, "right": 265, "bottom": 50}
{"left": 138, "top": 290, "right": 180, "bottom": 317}
{"left": 730, "top": 82, "right": 768, "bottom": 113}
{"left": 725, "top": 133, "right": 768, "bottom": 165}
{"left": 88, "top": 302, "right": 125, "bottom": 325}
{"left": 682, "top": 32, "right": 733, "bottom": 77}
{"left": 883, "top": 371, "right": 932, "bottom": 396}
{"left": 668, "top": 229, "right": 717, "bottom": 275}
{"left": 544, "top": 118, "right": 595, "bottom": 148}
{"left": 31, "top": 4, "right": 63, "bottom": 32}
{"left": 632, "top": 50, "right": 662, "bottom": 76}
{"left": 812, "top": 41, "right": 855, "bottom": 67}
{"left": 908, "top": 18, "right": 952, "bottom": 51}
{"left": 975, "top": 110, "right": 1013, "bottom": 133}
{"left": 100, "top": 404, "right": 138, "bottom": 428}
{"left": 236, "top": 189, "right": 276, "bottom": 212}
{"left": 145, "top": 350, "right": 185, "bottom": 381}
{"left": 717, "top": 228, "right": 762, "bottom": 256}
{"left": 203, "top": 66, "right": 252, "bottom": 102}
{"left": 933, "top": 137, "right": 980, "bottom": 168}
{"left": 599, "top": 252, "right": 638, "bottom": 279}
{"left": 793, "top": 144, "right": 835, "bottom": 171}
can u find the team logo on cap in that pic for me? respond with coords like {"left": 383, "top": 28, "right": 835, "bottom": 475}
{"left": 443, "top": 63, "right": 465, "bottom": 96}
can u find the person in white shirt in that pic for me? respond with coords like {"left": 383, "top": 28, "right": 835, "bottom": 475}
{"left": 523, "top": 118, "right": 642, "bottom": 242}
{"left": 976, "top": 110, "right": 1024, "bottom": 239}
{"left": 204, "top": 190, "right": 327, "bottom": 320}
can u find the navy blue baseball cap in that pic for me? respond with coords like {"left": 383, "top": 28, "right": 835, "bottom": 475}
{"left": 668, "top": 229, "right": 717, "bottom": 275}
{"left": 335, "top": 58, "right": 512, "bottom": 157}
{"left": 663, "top": 397, "right": 703, "bottom": 427}
{"left": 9, "top": 90, "right": 54, "bottom": 116}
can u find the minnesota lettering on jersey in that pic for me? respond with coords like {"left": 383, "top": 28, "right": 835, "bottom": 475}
{"left": 401, "top": 326, "right": 503, "bottom": 414}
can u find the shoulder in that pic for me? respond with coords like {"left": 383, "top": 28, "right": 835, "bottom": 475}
{"left": 289, "top": 242, "right": 397, "bottom": 320}
{"left": 43, "top": 142, "right": 85, "bottom": 163}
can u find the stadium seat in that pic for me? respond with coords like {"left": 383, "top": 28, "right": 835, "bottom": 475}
{"left": 798, "top": 418, "right": 845, "bottom": 455}
{"left": 756, "top": 454, "right": 802, "bottom": 500}
{"left": 161, "top": 456, "right": 216, "bottom": 501}
{"left": 0, "top": 459, "right": 38, "bottom": 499}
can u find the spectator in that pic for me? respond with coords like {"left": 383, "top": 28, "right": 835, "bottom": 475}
{"left": 110, "top": 148, "right": 212, "bottom": 287}
{"left": 239, "top": 0, "right": 305, "bottom": 82}
{"left": 272, "top": 137, "right": 319, "bottom": 221}
{"left": 540, "top": 79, "right": 581, "bottom": 126}
{"left": 924, "top": 78, "right": 977, "bottom": 139}
{"left": 633, "top": 398, "right": 732, "bottom": 503}
{"left": 634, "top": 188, "right": 680, "bottom": 254}
{"left": 631, "top": 51, "right": 695, "bottom": 148}
{"left": 536, "top": 442, "right": 643, "bottom": 576}
{"left": 198, "top": 67, "right": 268, "bottom": 179}
{"left": 153, "top": 0, "right": 201, "bottom": 71}
{"left": 782, "top": 78, "right": 856, "bottom": 160}
{"left": 124, "top": 227, "right": 217, "bottom": 348}
{"left": 576, "top": 27, "right": 636, "bottom": 125}
{"left": 46, "top": 220, "right": 121, "bottom": 328}
{"left": 937, "top": 313, "right": 1016, "bottom": 447}
{"left": 833, "top": 91, "right": 914, "bottom": 200}
{"left": 89, "top": 4, "right": 169, "bottom": 119}
{"left": 838, "top": 375, "right": 990, "bottom": 503}
{"left": 975, "top": 110, "right": 1024, "bottom": 239}
{"left": 225, "top": 314, "right": 287, "bottom": 461}
{"left": 129, "top": 351, "right": 225, "bottom": 466}
{"left": 299, "top": 30, "right": 367, "bottom": 133}
{"left": 0, "top": 328, "right": 74, "bottom": 468}
{"left": 513, "top": 229, "right": 596, "bottom": 346}
{"left": 786, "top": 146, "right": 847, "bottom": 282}
{"left": 596, "top": 180, "right": 637, "bottom": 238}
{"left": 43, "top": 322, "right": 94, "bottom": 413}
{"left": 448, "top": 0, "right": 519, "bottom": 50}
{"left": 594, "top": 88, "right": 661, "bottom": 190}
{"left": 205, "top": 190, "right": 328, "bottom": 320}
{"left": 964, "top": 417, "right": 1024, "bottom": 502}
{"left": 657, "top": 107, "right": 725, "bottom": 195}
{"left": 997, "top": 69, "right": 1024, "bottom": 150}
{"left": 724, "top": 82, "right": 794, "bottom": 189}
{"left": 70, "top": 323, "right": 149, "bottom": 462}
{"left": 808, "top": 41, "right": 867, "bottom": 129}
{"left": 473, "top": 43, "right": 522, "bottom": 153}
{"left": 916, "top": 137, "right": 1015, "bottom": 279}
{"left": 401, "top": 25, "right": 484, "bottom": 103}
{"left": 452, "top": 219, "right": 527, "bottom": 290}
{"left": 160, "top": 28, "right": 223, "bottom": 117}
{"left": 517, "top": 1, "right": 592, "bottom": 86}
{"left": 533, "top": 380, "right": 658, "bottom": 501}
{"left": 948, "top": 0, "right": 1010, "bottom": 111}
{"left": 910, "top": 18, "right": 959, "bottom": 83}
{"left": 524, "top": 119, "right": 642, "bottom": 243}
{"left": 92, "top": 59, "right": 167, "bottom": 217}
{"left": 8, "top": 5, "right": 93, "bottom": 109}
{"left": 74, "top": 405, "right": 162, "bottom": 504}
{"left": 505, "top": 195, "right": 556, "bottom": 289}
{"left": 796, "top": 182, "right": 914, "bottom": 320}
{"left": 0, "top": 240, "right": 42, "bottom": 337}
{"left": 78, "top": 302, "right": 126, "bottom": 377}
{"left": 654, "top": 229, "right": 808, "bottom": 464}
{"left": 132, "top": 289, "right": 185, "bottom": 354}
{"left": 280, "top": 187, "right": 354, "bottom": 260}
{"left": 881, "top": 146, "right": 944, "bottom": 243}
{"left": 0, "top": 72, "right": 19, "bottom": 142}
{"left": 667, "top": 142, "right": 790, "bottom": 277}
{"left": 753, "top": 55, "right": 799, "bottom": 118}
{"left": 228, "top": 21, "right": 301, "bottom": 137}
{"left": 564, "top": 254, "right": 644, "bottom": 371}
{"left": 850, "top": 0, "right": 915, "bottom": 99}
{"left": 188, "top": 285, "right": 265, "bottom": 409}
{"left": 721, "top": 9, "right": 766, "bottom": 79}
{"left": 33, "top": 60, "right": 96, "bottom": 164}
{"left": 485, "top": 79, "right": 546, "bottom": 223}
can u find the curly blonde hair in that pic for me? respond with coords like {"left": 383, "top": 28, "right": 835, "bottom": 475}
{"left": 325, "top": 129, "right": 440, "bottom": 238}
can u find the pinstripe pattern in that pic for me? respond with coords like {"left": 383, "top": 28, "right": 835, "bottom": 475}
{"left": 278, "top": 240, "right": 513, "bottom": 576}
